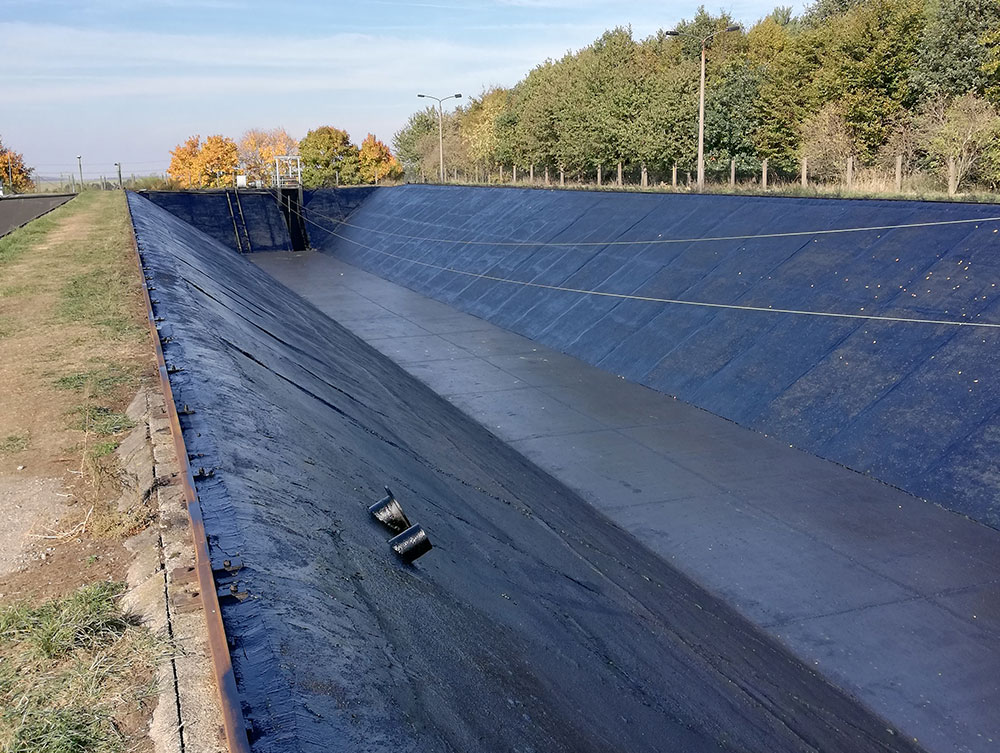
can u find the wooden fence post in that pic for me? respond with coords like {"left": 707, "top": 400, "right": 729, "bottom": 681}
{"left": 801, "top": 156, "right": 808, "bottom": 188}
{"left": 730, "top": 158, "right": 736, "bottom": 188}
{"left": 641, "top": 164, "right": 648, "bottom": 188}
{"left": 513, "top": 165, "right": 517, "bottom": 183}
{"left": 895, "top": 154, "right": 903, "bottom": 192}
{"left": 617, "top": 161, "right": 623, "bottom": 187}
{"left": 672, "top": 164, "right": 678, "bottom": 188}
{"left": 761, "top": 158, "right": 768, "bottom": 190}
{"left": 545, "top": 166, "right": 550, "bottom": 186}
{"left": 559, "top": 168, "right": 565, "bottom": 187}
{"left": 597, "top": 164, "right": 602, "bottom": 186}
{"left": 529, "top": 165, "right": 534, "bottom": 183}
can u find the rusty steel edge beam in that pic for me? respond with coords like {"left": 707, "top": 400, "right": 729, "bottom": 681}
{"left": 127, "top": 205, "right": 251, "bottom": 753}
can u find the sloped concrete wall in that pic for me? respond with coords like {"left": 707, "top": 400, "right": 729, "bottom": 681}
{"left": 141, "top": 190, "right": 291, "bottom": 253}
{"left": 310, "top": 185, "right": 1000, "bottom": 528}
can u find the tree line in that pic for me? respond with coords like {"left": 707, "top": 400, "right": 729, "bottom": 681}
{"left": 392, "top": 0, "right": 1000, "bottom": 193}
{"left": 166, "top": 128, "right": 402, "bottom": 189}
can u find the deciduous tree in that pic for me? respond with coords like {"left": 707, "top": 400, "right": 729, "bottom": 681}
{"left": 197, "top": 134, "right": 238, "bottom": 188}
{"left": 800, "top": 101, "right": 855, "bottom": 180}
{"left": 0, "top": 138, "right": 34, "bottom": 192}
{"left": 911, "top": 0, "right": 1000, "bottom": 100}
{"left": 299, "top": 127, "right": 360, "bottom": 187}
{"left": 462, "top": 89, "right": 507, "bottom": 171}
{"left": 393, "top": 107, "right": 437, "bottom": 177}
{"left": 358, "top": 134, "right": 403, "bottom": 184}
{"left": 238, "top": 128, "right": 298, "bottom": 186}
{"left": 813, "top": 0, "right": 925, "bottom": 163}
{"left": 982, "top": 26, "right": 1000, "bottom": 105}
{"left": 918, "top": 93, "right": 1000, "bottom": 190}
{"left": 167, "top": 135, "right": 202, "bottom": 188}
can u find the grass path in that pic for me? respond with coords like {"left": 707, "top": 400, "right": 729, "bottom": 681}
{"left": 0, "top": 191, "right": 159, "bottom": 753}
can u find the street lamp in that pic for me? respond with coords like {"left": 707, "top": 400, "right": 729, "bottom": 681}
{"left": 76, "top": 155, "right": 83, "bottom": 191}
{"left": 417, "top": 92, "right": 462, "bottom": 183}
{"left": 666, "top": 24, "right": 740, "bottom": 191}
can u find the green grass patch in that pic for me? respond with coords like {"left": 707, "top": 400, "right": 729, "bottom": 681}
{"left": 87, "top": 441, "right": 120, "bottom": 460}
{"left": 54, "top": 363, "right": 137, "bottom": 397}
{"left": 59, "top": 269, "right": 140, "bottom": 340}
{"left": 0, "top": 433, "right": 29, "bottom": 455}
{"left": 53, "top": 193, "right": 144, "bottom": 342}
{"left": 0, "top": 582, "right": 132, "bottom": 660}
{"left": 70, "top": 406, "right": 136, "bottom": 437}
{"left": 0, "top": 582, "right": 158, "bottom": 753}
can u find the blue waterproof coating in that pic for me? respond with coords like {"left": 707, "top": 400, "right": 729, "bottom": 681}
{"left": 127, "top": 191, "right": 921, "bottom": 753}
{"left": 300, "top": 187, "right": 376, "bottom": 248}
{"left": 306, "top": 185, "right": 1000, "bottom": 529}
{"left": 141, "top": 190, "right": 292, "bottom": 253}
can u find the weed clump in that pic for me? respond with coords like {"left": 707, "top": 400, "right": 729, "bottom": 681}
{"left": 70, "top": 406, "right": 136, "bottom": 437}
{"left": 0, "top": 582, "right": 158, "bottom": 753}
{"left": 0, "top": 433, "right": 29, "bottom": 455}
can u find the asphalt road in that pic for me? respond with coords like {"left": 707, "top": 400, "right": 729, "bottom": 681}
{"left": 0, "top": 194, "right": 73, "bottom": 237}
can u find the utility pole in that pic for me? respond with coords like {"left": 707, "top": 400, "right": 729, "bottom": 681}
{"left": 666, "top": 24, "right": 740, "bottom": 192}
{"left": 416, "top": 92, "right": 462, "bottom": 183}
{"left": 698, "top": 43, "right": 707, "bottom": 190}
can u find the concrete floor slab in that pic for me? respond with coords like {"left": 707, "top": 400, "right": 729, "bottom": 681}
{"left": 338, "top": 313, "right": 430, "bottom": 340}
{"left": 440, "top": 328, "right": 539, "bottom": 356}
{"left": 540, "top": 378, "right": 698, "bottom": 429}
{"left": 512, "top": 429, "right": 720, "bottom": 507}
{"left": 774, "top": 597, "right": 1000, "bottom": 753}
{"left": 445, "top": 387, "right": 606, "bottom": 442}
{"left": 403, "top": 356, "right": 526, "bottom": 395}
{"left": 485, "top": 351, "right": 601, "bottom": 387}
{"left": 368, "top": 334, "right": 474, "bottom": 364}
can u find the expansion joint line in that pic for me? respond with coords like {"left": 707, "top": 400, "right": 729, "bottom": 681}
{"left": 280, "top": 196, "right": 1000, "bottom": 330}
{"left": 147, "top": 394, "right": 186, "bottom": 753}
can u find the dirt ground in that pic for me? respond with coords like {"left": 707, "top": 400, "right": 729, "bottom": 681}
{"left": 0, "top": 190, "right": 158, "bottom": 747}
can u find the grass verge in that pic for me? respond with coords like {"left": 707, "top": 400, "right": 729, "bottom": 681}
{"left": 0, "top": 191, "right": 160, "bottom": 751}
{"left": 0, "top": 583, "right": 159, "bottom": 753}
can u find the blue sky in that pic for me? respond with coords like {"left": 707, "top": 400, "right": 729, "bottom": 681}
{"left": 3, "top": 0, "right": 803, "bottom": 179}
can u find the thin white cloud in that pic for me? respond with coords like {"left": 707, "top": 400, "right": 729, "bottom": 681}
{"left": 0, "top": 22, "right": 554, "bottom": 75}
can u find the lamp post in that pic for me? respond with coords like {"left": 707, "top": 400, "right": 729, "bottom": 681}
{"left": 417, "top": 92, "right": 462, "bottom": 183}
{"left": 76, "top": 155, "right": 84, "bottom": 191}
{"left": 665, "top": 24, "right": 740, "bottom": 191}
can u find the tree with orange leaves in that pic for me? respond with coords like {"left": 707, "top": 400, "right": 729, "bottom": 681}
{"left": 0, "top": 137, "right": 34, "bottom": 193}
{"left": 167, "top": 135, "right": 202, "bottom": 188}
{"left": 198, "top": 135, "right": 238, "bottom": 188}
{"left": 167, "top": 134, "right": 239, "bottom": 188}
{"left": 358, "top": 133, "right": 403, "bottom": 184}
{"left": 239, "top": 128, "right": 298, "bottom": 186}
